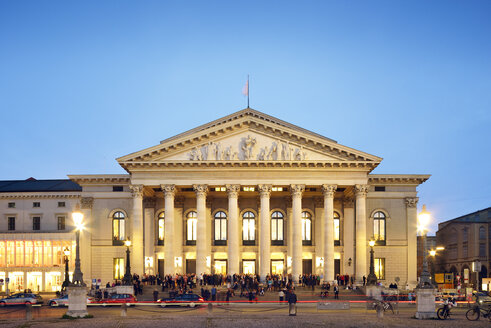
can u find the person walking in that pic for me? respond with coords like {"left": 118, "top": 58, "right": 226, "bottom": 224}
{"left": 287, "top": 290, "right": 297, "bottom": 316}
{"left": 334, "top": 284, "right": 339, "bottom": 299}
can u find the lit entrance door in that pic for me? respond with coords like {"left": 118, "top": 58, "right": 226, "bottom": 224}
{"left": 27, "top": 272, "right": 42, "bottom": 292}
{"left": 243, "top": 260, "right": 256, "bottom": 274}
{"left": 214, "top": 260, "right": 227, "bottom": 274}
{"left": 271, "top": 260, "right": 284, "bottom": 275}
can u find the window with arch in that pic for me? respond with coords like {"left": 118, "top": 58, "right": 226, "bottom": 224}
{"left": 157, "top": 212, "right": 165, "bottom": 245}
{"left": 334, "top": 212, "right": 341, "bottom": 246}
{"left": 373, "top": 211, "right": 386, "bottom": 245}
{"left": 271, "top": 211, "right": 284, "bottom": 246}
{"left": 479, "top": 226, "right": 486, "bottom": 240}
{"left": 186, "top": 211, "right": 197, "bottom": 245}
{"left": 214, "top": 211, "right": 227, "bottom": 246}
{"left": 242, "top": 211, "right": 256, "bottom": 245}
{"left": 302, "top": 211, "right": 312, "bottom": 246}
{"left": 112, "top": 211, "right": 126, "bottom": 246}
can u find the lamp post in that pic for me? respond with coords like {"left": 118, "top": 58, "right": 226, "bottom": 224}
{"left": 62, "top": 247, "right": 70, "bottom": 292}
{"left": 122, "top": 238, "right": 133, "bottom": 286}
{"left": 71, "top": 207, "right": 86, "bottom": 286}
{"left": 418, "top": 205, "right": 432, "bottom": 288}
{"left": 367, "top": 239, "right": 378, "bottom": 285}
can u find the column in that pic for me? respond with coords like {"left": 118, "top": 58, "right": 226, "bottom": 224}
{"left": 322, "top": 184, "right": 337, "bottom": 282}
{"left": 258, "top": 184, "right": 272, "bottom": 281}
{"left": 226, "top": 184, "right": 240, "bottom": 274}
{"left": 80, "top": 197, "right": 93, "bottom": 284}
{"left": 405, "top": 197, "right": 419, "bottom": 287}
{"left": 285, "top": 197, "right": 293, "bottom": 274}
{"left": 162, "top": 185, "right": 176, "bottom": 275}
{"left": 355, "top": 184, "right": 369, "bottom": 283}
{"left": 291, "top": 184, "right": 305, "bottom": 284}
{"left": 174, "top": 196, "right": 185, "bottom": 274}
{"left": 143, "top": 198, "right": 156, "bottom": 275}
{"left": 193, "top": 184, "right": 208, "bottom": 275}
{"left": 313, "top": 197, "right": 324, "bottom": 275}
{"left": 343, "top": 197, "right": 355, "bottom": 276}
{"left": 130, "top": 184, "right": 144, "bottom": 276}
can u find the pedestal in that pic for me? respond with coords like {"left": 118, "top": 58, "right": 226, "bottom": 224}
{"left": 415, "top": 288, "right": 436, "bottom": 319}
{"left": 66, "top": 286, "right": 88, "bottom": 318}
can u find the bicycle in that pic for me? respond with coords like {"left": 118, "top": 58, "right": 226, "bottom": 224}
{"left": 466, "top": 305, "right": 491, "bottom": 321}
{"left": 372, "top": 300, "right": 394, "bottom": 314}
{"left": 437, "top": 298, "right": 456, "bottom": 320}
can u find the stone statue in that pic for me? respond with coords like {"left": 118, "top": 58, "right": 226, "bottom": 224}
{"left": 241, "top": 135, "right": 257, "bottom": 160}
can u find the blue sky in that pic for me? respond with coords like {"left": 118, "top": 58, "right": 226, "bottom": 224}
{"left": 1, "top": 0, "right": 490, "bottom": 233}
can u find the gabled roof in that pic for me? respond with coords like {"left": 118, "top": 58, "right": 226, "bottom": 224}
{"left": 0, "top": 178, "right": 82, "bottom": 192}
{"left": 438, "top": 207, "right": 491, "bottom": 230}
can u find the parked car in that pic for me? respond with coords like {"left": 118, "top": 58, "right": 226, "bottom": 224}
{"left": 0, "top": 293, "right": 43, "bottom": 306}
{"left": 158, "top": 293, "right": 204, "bottom": 308}
{"left": 101, "top": 294, "right": 137, "bottom": 306}
{"left": 47, "top": 294, "right": 95, "bottom": 307}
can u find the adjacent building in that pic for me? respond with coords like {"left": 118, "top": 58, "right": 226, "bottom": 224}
{"left": 0, "top": 108, "right": 430, "bottom": 292}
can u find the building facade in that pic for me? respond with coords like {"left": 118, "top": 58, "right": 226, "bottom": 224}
{"left": 436, "top": 207, "right": 491, "bottom": 290}
{"left": 0, "top": 109, "right": 429, "bottom": 292}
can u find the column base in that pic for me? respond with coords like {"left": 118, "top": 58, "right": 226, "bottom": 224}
{"left": 415, "top": 287, "right": 437, "bottom": 320}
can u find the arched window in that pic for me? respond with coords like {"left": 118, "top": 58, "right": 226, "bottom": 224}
{"left": 214, "top": 211, "right": 227, "bottom": 245}
{"left": 271, "top": 211, "right": 284, "bottom": 246}
{"left": 157, "top": 212, "right": 165, "bottom": 245}
{"left": 242, "top": 211, "right": 256, "bottom": 245}
{"left": 373, "top": 211, "right": 386, "bottom": 245}
{"left": 334, "top": 212, "right": 341, "bottom": 246}
{"left": 302, "top": 211, "right": 312, "bottom": 246}
{"left": 112, "top": 211, "right": 125, "bottom": 245}
{"left": 479, "top": 226, "right": 486, "bottom": 240}
{"left": 186, "top": 211, "right": 197, "bottom": 245}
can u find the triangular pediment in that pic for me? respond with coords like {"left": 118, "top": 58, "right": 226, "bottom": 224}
{"left": 117, "top": 108, "right": 382, "bottom": 170}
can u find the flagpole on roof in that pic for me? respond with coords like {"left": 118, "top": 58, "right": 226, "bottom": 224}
{"left": 247, "top": 74, "right": 250, "bottom": 108}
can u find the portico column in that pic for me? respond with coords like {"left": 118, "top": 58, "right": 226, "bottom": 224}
{"left": 226, "top": 184, "right": 240, "bottom": 275}
{"left": 355, "top": 184, "right": 369, "bottom": 283}
{"left": 291, "top": 184, "right": 305, "bottom": 284}
{"left": 130, "top": 185, "right": 144, "bottom": 276}
{"left": 162, "top": 184, "right": 176, "bottom": 275}
{"left": 258, "top": 184, "right": 272, "bottom": 281}
{"left": 194, "top": 184, "right": 208, "bottom": 275}
{"left": 405, "top": 197, "right": 419, "bottom": 287}
{"left": 322, "top": 184, "right": 337, "bottom": 282}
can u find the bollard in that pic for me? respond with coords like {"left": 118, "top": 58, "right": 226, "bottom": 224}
{"left": 121, "top": 303, "right": 127, "bottom": 317}
{"left": 25, "top": 303, "right": 33, "bottom": 321}
{"left": 207, "top": 303, "right": 213, "bottom": 314}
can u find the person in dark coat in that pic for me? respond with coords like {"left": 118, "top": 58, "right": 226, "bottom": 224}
{"left": 334, "top": 284, "right": 339, "bottom": 299}
{"left": 287, "top": 291, "right": 297, "bottom": 304}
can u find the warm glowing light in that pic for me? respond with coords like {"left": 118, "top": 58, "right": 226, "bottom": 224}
{"left": 436, "top": 246, "right": 445, "bottom": 251}
{"left": 124, "top": 238, "right": 131, "bottom": 247}
{"left": 63, "top": 247, "right": 70, "bottom": 257}
{"left": 72, "top": 209, "right": 84, "bottom": 230}
{"left": 429, "top": 250, "right": 436, "bottom": 257}
{"left": 369, "top": 240, "right": 375, "bottom": 247}
{"left": 418, "top": 204, "right": 431, "bottom": 232}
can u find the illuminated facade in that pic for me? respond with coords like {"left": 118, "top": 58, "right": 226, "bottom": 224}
{"left": 1, "top": 109, "right": 430, "bottom": 291}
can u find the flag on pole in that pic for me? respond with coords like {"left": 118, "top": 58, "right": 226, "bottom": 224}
{"left": 242, "top": 79, "right": 249, "bottom": 96}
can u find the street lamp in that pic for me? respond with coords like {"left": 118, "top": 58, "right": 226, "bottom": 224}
{"left": 62, "top": 247, "right": 70, "bottom": 292}
{"left": 418, "top": 205, "right": 432, "bottom": 288}
{"left": 71, "top": 206, "right": 86, "bottom": 286}
{"left": 122, "top": 238, "right": 133, "bottom": 286}
{"left": 367, "top": 239, "right": 377, "bottom": 285}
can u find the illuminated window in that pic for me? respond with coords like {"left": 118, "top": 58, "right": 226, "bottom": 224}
{"left": 8, "top": 217, "right": 15, "bottom": 231}
{"left": 112, "top": 211, "right": 126, "bottom": 245}
{"left": 214, "top": 187, "right": 226, "bottom": 192}
{"left": 33, "top": 241, "right": 42, "bottom": 265}
{"left": 242, "top": 211, "right": 256, "bottom": 245}
{"left": 272, "top": 187, "right": 284, "bottom": 192}
{"left": 271, "top": 211, "right": 284, "bottom": 245}
{"left": 157, "top": 212, "right": 165, "bottom": 245}
{"left": 186, "top": 211, "right": 197, "bottom": 245}
{"left": 214, "top": 211, "right": 227, "bottom": 245}
{"left": 374, "top": 258, "right": 385, "bottom": 280}
{"left": 302, "top": 211, "right": 312, "bottom": 246}
{"left": 16, "top": 241, "right": 24, "bottom": 266}
{"left": 25, "top": 241, "right": 33, "bottom": 265}
{"left": 334, "top": 212, "right": 340, "bottom": 246}
{"left": 0, "top": 241, "right": 5, "bottom": 266}
{"left": 373, "top": 212, "right": 386, "bottom": 245}
{"left": 113, "top": 258, "right": 124, "bottom": 280}
{"left": 243, "top": 187, "right": 255, "bottom": 192}
{"left": 57, "top": 216, "right": 66, "bottom": 230}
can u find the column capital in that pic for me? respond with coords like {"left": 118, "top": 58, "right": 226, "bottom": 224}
{"left": 161, "top": 184, "right": 176, "bottom": 197}
{"left": 258, "top": 184, "right": 272, "bottom": 197}
{"left": 226, "top": 184, "right": 240, "bottom": 198}
{"left": 405, "top": 197, "right": 419, "bottom": 208}
{"left": 80, "top": 197, "right": 94, "bottom": 210}
{"left": 193, "top": 184, "right": 208, "bottom": 197}
{"left": 130, "top": 184, "right": 144, "bottom": 198}
{"left": 343, "top": 197, "right": 355, "bottom": 208}
{"left": 322, "top": 184, "right": 337, "bottom": 198}
{"left": 354, "top": 184, "right": 369, "bottom": 197}
{"left": 290, "top": 184, "right": 305, "bottom": 198}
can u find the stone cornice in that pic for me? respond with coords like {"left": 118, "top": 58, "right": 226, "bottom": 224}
{"left": 68, "top": 175, "right": 130, "bottom": 185}
{"left": 0, "top": 193, "right": 80, "bottom": 199}
{"left": 368, "top": 174, "right": 430, "bottom": 185}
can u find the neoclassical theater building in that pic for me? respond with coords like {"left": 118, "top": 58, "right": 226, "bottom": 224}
{"left": 0, "top": 109, "right": 429, "bottom": 292}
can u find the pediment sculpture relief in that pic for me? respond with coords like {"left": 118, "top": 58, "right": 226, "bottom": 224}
{"left": 188, "top": 135, "right": 308, "bottom": 161}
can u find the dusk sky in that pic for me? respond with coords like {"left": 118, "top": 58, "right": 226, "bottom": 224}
{"left": 1, "top": 0, "right": 490, "bottom": 233}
